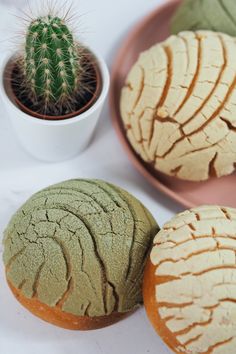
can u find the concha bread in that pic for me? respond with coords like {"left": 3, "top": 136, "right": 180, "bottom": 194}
{"left": 171, "top": 0, "right": 236, "bottom": 37}
{"left": 3, "top": 179, "right": 159, "bottom": 329}
{"left": 120, "top": 31, "right": 236, "bottom": 181}
{"left": 143, "top": 205, "right": 236, "bottom": 353}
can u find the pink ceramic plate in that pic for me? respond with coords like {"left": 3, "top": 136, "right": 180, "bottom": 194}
{"left": 110, "top": 0, "right": 236, "bottom": 208}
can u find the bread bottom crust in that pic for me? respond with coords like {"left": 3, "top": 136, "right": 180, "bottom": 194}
{"left": 8, "top": 279, "right": 133, "bottom": 330}
{"left": 143, "top": 259, "right": 184, "bottom": 354}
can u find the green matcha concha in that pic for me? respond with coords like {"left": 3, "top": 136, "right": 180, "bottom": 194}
{"left": 171, "top": 0, "right": 236, "bottom": 36}
{"left": 3, "top": 179, "right": 159, "bottom": 317}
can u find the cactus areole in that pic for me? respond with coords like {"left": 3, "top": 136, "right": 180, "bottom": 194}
{"left": 25, "top": 16, "right": 80, "bottom": 104}
{"left": 10, "top": 15, "right": 100, "bottom": 119}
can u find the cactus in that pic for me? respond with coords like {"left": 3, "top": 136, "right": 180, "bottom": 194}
{"left": 23, "top": 15, "right": 81, "bottom": 114}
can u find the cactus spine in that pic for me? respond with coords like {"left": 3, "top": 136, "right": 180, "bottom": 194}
{"left": 24, "top": 15, "right": 81, "bottom": 114}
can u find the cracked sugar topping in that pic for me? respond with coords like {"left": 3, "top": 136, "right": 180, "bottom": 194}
{"left": 120, "top": 31, "right": 236, "bottom": 181}
{"left": 150, "top": 205, "right": 236, "bottom": 354}
{"left": 171, "top": 0, "right": 236, "bottom": 37}
{"left": 3, "top": 179, "right": 158, "bottom": 317}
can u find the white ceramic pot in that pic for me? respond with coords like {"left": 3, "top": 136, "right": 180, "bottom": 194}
{"left": 0, "top": 50, "right": 110, "bottom": 162}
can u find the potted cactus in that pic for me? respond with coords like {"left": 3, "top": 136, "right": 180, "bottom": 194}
{"left": 0, "top": 12, "right": 109, "bottom": 161}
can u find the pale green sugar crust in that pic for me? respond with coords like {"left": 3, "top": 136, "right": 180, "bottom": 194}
{"left": 171, "top": 0, "right": 236, "bottom": 36}
{"left": 3, "top": 179, "right": 159, "bottom": 317}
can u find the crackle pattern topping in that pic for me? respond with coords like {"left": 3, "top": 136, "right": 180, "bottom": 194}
{"left": 150, "top": 205, "right": 236, "bottom": 353}
{"left": 120, "top": 31, "right": 236, "bottom": 181}
{"left": 171, "top": 0, "right": 236, "bottom": 37}
{"left": 3, "top": 179, "right": 158, "bottom": 317}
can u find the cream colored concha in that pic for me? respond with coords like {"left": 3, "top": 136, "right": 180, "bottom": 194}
{"left": 143, "top": 205, "right": 236, "bottom": 354}
{"left": 120, "top": 31, "right": 236, "bottom": 181}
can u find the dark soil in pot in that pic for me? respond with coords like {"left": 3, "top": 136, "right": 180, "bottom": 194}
{"left": 4, "top": 51, "right": 102, "bottom": 121}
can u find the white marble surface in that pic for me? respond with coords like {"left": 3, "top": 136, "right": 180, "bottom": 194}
{"left": 0, "top": 1, "right": 182, "bottom": 353}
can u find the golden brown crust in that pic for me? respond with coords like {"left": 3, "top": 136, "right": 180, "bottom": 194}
{"left": 143, "top": 259, "right": 184, "bottom": 354}
{"left": 8, "top": 279, "right": 133, "bottom": 330}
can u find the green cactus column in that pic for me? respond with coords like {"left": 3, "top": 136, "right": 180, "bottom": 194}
{"left": 24, "top": 15, "right": 80, "bottom": 112}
